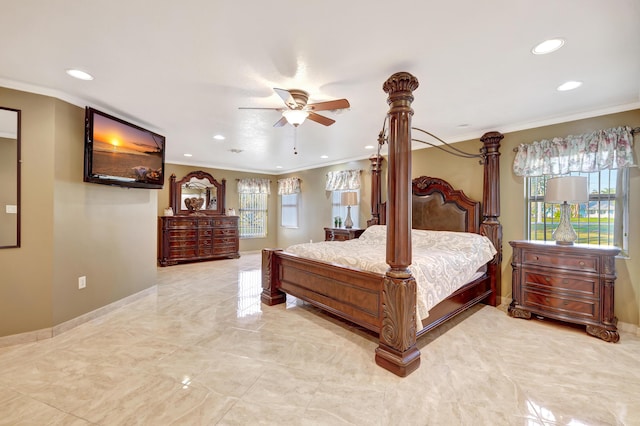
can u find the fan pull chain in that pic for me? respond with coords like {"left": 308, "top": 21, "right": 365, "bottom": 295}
{"left": 293, "top": 127, "right": 298, "bottom": 155}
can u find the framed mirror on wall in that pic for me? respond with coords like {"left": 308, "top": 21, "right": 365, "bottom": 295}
{"left": 0, "top": 107, "right": 20, "bottom": 248}
{"left": 169, "top": 171, "right": 226, "bottom": 216}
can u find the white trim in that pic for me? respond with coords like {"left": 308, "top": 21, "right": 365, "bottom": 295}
{"left": 0, "top": 285, "right": 156, "bottom": 348}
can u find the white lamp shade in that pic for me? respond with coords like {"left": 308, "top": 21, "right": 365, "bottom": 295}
{"left": 282, "top": 109, "right": 309, "bottom": 126}
{"left": 545, "top": 176, "right": 589, "bottom": 204}
{"left": 341, "top": 191, "right": 358, "bottom": 206}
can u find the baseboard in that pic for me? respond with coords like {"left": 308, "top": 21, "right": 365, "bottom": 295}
{"left": 617, "top": 320, "right": 640, "bottom": 336}
{"left": 0, "top": 285, "right": 157, "bottom": 348}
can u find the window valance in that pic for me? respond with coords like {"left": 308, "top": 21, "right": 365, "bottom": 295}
{"left": 325, "top": 169, "right": 361, "bottom": 191}
{"left": 513, "top": 126, "right": 635, "bottom": 177}
{"left": 277, "top": 177, "right": 301, "bottom": 195}
{"left": 237, "top": 178, "right": 271, "bottom": 194}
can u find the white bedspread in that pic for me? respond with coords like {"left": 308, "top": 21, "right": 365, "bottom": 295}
{"left": 284, "top": 225, "right": 496, "bottom": 320}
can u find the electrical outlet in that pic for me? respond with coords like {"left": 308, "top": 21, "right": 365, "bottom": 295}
{"left": 78, "top": 276, "right": 86, "bottom": 289}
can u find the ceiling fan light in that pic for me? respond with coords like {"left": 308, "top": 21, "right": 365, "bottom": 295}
{"left": 282, "top": 109, "right": 309, "bottom": 126}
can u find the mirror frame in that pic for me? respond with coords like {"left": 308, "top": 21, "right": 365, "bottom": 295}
{"left": 0, "top": 107, "right": 20, "bottom": 249}
{"left": 170, "top": 171, "right": 226, "bottom": 216}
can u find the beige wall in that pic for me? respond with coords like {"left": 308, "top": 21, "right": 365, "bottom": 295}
{"left": 0, "top": 87, "right": 157, "bottom": 337}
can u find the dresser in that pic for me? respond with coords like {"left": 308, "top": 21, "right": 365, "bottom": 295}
{"left": 158, "top": 215, "right": 239, "bottom": 266}
{"left": 324, "top": 227, "right": 365, "bottom": 241}
{"left": 509, "top": 240, "right": 620, "bottom": 342}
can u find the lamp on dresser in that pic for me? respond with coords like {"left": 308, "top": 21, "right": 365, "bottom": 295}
{"left": 341, "top": 191, "right": 358, "bottom": 229}
{"left": 544, "top": 176, "right": 588, "bottom": 245}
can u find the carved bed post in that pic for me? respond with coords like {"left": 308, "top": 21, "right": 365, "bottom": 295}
{"left": 479, "top": 131, "right": 503, "bottom": 306}
{"left": 374, "top": 72, "right": 420, "bottom": 377}
{"left": 261, "top": 248, "right": 286, "bottom": 305}
{"left": 367, "top": 155, "right": 384, "bottom": 227}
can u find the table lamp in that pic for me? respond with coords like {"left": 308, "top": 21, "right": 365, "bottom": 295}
{"left": 341, "top": 192, "right": 358, "bottom": 229}
{"left": 544, "top": 176, "right": 588, "bottom": 245}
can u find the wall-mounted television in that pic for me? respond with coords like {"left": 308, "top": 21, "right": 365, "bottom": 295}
{"left": 84, "top": 107, "right": 165, "bottom": 189}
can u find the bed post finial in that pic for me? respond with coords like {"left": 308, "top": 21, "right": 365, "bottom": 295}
{"left": 479, "top": 131, "right": 503, "bottom": 307}
{"left": 375, "top": 72, "right": 421, "bottom": 377}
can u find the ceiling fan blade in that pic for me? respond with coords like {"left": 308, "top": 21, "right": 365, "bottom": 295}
{"left": 307, "top": 112, "right": 335, "bottom": 126}
{"left": 273, "top": 88, "right": 298, "bottom": 109}
{"left": 273, "top": 116, "right": 288, "bottom": 127}
{"left": 306, "top": 99, "right": 350, "bottom": 112}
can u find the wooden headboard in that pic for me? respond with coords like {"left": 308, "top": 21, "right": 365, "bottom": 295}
{"left": 372, "top": 175, "right": 481, "bottom": 234}
{"left": 411, "top": 176, "right": 480, "bottom": 233}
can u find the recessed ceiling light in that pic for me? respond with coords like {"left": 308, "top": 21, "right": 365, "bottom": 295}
{"left": 365, "top": 145, "right": 375, "bottom": 149}
{"left": 213, "top": 134, "right": 225, "bottom": 140}
{"left": 65, "top": 69, "right": 94, "bottom": 80}
{"left": 532, "top": 38, "right": 565, "bottom": 55}
{"left": 275, "top": 165, "right": 283, "bottom": 169}
{"left": 557, "top": 81, "right": 583, "bottom": 91}
{"left": 183, "top": 153, "right": 192, "bottom": 157}
{"left": 320, "top": 155, "right": 328, "bottom": 159}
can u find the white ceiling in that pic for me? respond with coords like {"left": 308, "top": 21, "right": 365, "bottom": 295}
{"left": 1, "top": 0, "right": 639, "bottom": 174}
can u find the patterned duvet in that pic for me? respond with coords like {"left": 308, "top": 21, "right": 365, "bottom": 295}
{"left": 284, "top": 225, "right": 497, "bottom": 319}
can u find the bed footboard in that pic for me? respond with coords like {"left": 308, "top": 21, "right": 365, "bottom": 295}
{"left": 261, "top": 248, "right": 385, "bottom": 333}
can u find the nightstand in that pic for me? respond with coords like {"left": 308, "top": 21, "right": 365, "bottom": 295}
{"left": 509, "top": 240, "right": 620, "bottom": 342}
{"left": 324, "top": 227, "right": 365, "bottom": 241}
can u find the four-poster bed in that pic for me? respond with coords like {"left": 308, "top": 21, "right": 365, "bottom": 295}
{"left": 261, "top": 72, "right": 503, "bottom": 376}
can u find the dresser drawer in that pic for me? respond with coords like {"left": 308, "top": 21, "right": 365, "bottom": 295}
{"left": 213, "top": 244, "right": 238, "bottom": 255}
{"left": 168, "top": 247, "right": 197, "bottom": 258}
{"left": 213, "top": 217, "right": 238, "bottom": 227}
{"left": 214, "top": 228, "right": 238, "bottom": 237}
{"left": 523, "top": 271, "right": 598, "bottom": 298}
{"left": 523, "top": 289, "right": 598, "bottom": 320}
{"left": 168, "top": 230, "right": 197, "bottom": 241}
{"left": 522, "top": 251, "right": 598, "bottom": 273}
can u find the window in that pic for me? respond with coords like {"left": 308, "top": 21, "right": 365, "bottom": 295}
{"left": 331, "top": 190, "right": 360, "bottom": 228}
{"left": 526, "top": 169, "right": 629, "bottom": 254}
{"left": 239, "top": 193, "right": 267, "bottom": 238}
{"left": 281, "top": 193, "right": 299, "bottom": 228}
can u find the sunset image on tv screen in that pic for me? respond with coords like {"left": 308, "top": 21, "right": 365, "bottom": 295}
{"left": 91, "top": 113, "right": 163, "bottom": 183}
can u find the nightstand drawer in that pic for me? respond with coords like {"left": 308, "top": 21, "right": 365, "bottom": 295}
{"left": 522, "top": 251, "right": 598, "bottom": 272}
{"left": 523, "top": 290, "right": 598, "bottom": 320}
{"left": 324, "top": 227, "right": 365, "bottom": 241}
{"left": 523, "top": 271, "right": 598, "bottom": 298}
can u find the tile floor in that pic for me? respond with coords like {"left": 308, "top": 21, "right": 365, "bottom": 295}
{"left": 1, "top": 252, "right": 639, "bottom": 425}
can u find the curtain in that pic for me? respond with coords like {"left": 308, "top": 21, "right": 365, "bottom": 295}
{"left": 277, "top": 177, "right": 301, "bottom": 195}
{"left": 237, "top": 178, "right": 271, "bottom": 194}
{"left": 513, "top": 126, "right": 635, "bottom": 177}
{"left": 325, "top": 169, "right": 361, "bottom": 191}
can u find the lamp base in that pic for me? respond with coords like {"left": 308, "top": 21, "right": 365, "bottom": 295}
{"left": 344, "top": 206, "right": 353, "bottom": 229}
{"left": 552, "top": 202, "right": 577, "bottom": 245}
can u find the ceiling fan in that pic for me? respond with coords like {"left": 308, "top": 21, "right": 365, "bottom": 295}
{"left": 239, "top": 88, "right": 350, "bottom": 127}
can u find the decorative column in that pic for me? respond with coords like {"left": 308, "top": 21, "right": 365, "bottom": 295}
{"left": 367, "top": 155, "right": 384, "bottom": 227}
{"left": 479, "top": 131, "right": 503, "bottom": 306}
{"left": 374, "top": 72, "right": 420, "bottom": 377}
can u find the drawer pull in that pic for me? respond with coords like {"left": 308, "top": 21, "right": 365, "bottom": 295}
{"left": 533, "top": 256, "right": 539, "bottom": 260}
{"left": 545, "top": 297, "right": 550, "bottom": 302}
{"left": 563, "top": 301, "right": 569, "bottom": 306}
{"left": 545, "top": 277, "right": 550, "bottom": 282}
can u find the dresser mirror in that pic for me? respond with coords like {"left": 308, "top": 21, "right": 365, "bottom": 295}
{"left": 170, "top": 171, "right": 226, "bottom": 215}
{"left": 0, "top": 107, "right": 20, "bottom": 249}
